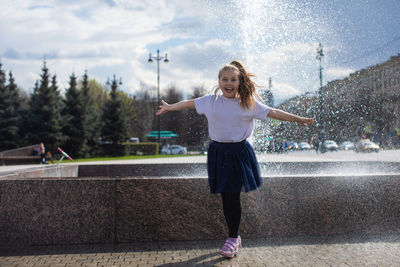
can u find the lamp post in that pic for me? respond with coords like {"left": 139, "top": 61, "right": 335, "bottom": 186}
{"left": 148, "top": 49, "right": 169, "bottom": 147}
{"left": 316, "top": 43, "right": 325, "bottom": 150}
{"left": 106, "top": 74, "right": 122, "bottom": 87}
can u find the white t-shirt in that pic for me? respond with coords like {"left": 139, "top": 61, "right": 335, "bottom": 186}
{"left": 194, "top": 94, "right": 271, "bottom": 143}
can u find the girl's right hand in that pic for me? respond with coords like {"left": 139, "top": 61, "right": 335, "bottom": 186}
{"left": 298, "top": 117, "right": 314, "bottom": 126}
{"left": 156, "top": 100, "right": 170, "bottom": 115}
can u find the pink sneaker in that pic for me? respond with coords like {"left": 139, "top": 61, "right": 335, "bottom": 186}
{"left": 218, "top": 236, "right": 241, "bottom": 258}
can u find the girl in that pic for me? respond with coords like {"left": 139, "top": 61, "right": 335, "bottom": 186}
{"left": 156, "top": 60, "right": 314, "bottom": 258}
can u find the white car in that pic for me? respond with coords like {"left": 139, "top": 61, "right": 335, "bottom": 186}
{"left": 161, "top": 145, "right": 187, "bottom": 155}
{"left": 322, "top": 140, "right": 339, "bottom": 151}
{"left": 355, "top": 139, "right": 380, "bottom": 153}
{"left": 298, "top": 142, "right": 311, "bottom": 150}
{"left": 128, "top": 137, "right": 139, "bottom": 143}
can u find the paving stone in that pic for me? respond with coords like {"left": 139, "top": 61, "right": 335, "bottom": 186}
{"left": 2, "top": 237, "right": 400, "bottom": 266}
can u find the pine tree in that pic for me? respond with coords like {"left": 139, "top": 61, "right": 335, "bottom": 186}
{"left": 0, "top": 62, "right": 20, "bottom": 150}
{"left": 7, "top": 72, "right": 21, "bottom": 146}
{"left": 48, "top": 74, "right": 65, "bottom": 152}
{"left": 62, "top": 73, "right": 85, "bottom": 158}
{"left": 80, "top": 70, "right": 100, "bottom": 157}
{"left": 101, "top": 75, "right": 128, "bottom": 155}
{"left": 27, "top": 61, "right": 64, "bottom": 154}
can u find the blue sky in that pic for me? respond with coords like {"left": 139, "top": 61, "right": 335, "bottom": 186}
{"left": 1, "top": 0, "right": 399, "bottom": 104}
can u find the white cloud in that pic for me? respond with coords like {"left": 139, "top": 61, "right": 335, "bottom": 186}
{"left": 0, "top": 0, "right": 195, "bottom": 94}
{"left": 0, "top": 2, "right": 321, "bottom": 103}
{"left": 140, "top": 39, "right": 237, "bottom": 97}
{"left": 1, "top": 0, "right": 399, "bottom": 106}
{"left": 268, "top": 82, "right": 302, "bottom": 105}
{"left": 326, "top": 67, "right": 354, "bottom": 80}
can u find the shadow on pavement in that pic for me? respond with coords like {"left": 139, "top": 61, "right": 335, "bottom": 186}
{"left": 155, "top": 252, "right": 228, "bottom": 266}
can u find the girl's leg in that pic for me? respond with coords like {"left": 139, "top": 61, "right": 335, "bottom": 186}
{"left": 220, "top": 192, "right": 241, "bottom": 238}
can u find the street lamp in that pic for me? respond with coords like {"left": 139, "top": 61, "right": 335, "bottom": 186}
{"left": 316, "top": 43, "right": 325, "bottom": 150}
{"left": 148, "top": 49, "right": 169, "bottom": 147}
{"left": 106, "top": 74, "right": 122, "bottom": 86}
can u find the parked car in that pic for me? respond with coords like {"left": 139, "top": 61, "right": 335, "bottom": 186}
{"left": 339, "top": 141, "right": 355, "bottom": 151}
{"left": 298, "top": 142, "right": 311, "bottom": 150}
{"left": 161, "top": 145, "right": 187, "bottom": 155}
{"left": 355, "top": 139, "right": 380, "bottom": 153}
{"left": 98, "top": 138, "right": 111, "bottom": 144}
{"left": 322, "top": 140, "right": 338, "bottom": 152}
{"left": 127, "top": 137, "right": 139, "bottom": 143}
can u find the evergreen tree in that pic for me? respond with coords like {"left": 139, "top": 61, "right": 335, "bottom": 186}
{"left": 80, "top": 71, "right": 100, "bottom": 157}
{"left": 27, "top": 61, "right": 64, "bottom": 154}
{"left": 0, "top": 63, "right": 21, "bottom": 150}
{"left": 62, "top": 73, "right": 85, "bottom": 158}
{"left": 101, "top": 75, "right": 128, "bottom": 155}
{"left": 20, "top": 80, "right": 39, "bottom": 146}
{"left": 15, "top": 79, "right": 30, "bottom": 147}
{"left": 7, "top": 72, "right": 21, "bottom": 146}
{"left": 48, "top": 74, "right": 65, "bottom": 153}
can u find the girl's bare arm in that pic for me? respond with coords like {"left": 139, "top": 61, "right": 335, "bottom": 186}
{"left": 267, "top": 108, "right": 314, "bottom": 126}
{"left": 156, "top": 99, "right": 195, "bottom": 115}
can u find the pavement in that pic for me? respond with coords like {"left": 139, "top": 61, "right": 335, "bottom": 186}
{"left": 1, "top": 149, "right": 400, "bottom": 266}
{"left": 2, "top": 236, "right": 400, "bottom": 266}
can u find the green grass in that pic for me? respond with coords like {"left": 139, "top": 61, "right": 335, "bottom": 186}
{"left": 60, "top": 154, "right": 202, "bottom": 163}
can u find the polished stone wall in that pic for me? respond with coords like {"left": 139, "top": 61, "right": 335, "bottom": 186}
{"left": 77, "top": 162, "right": 400, "bottom": 177}
{"left": 0, "top": 165, "right": 78, "bottom": 179}
{"left": 0, "top": 178, "right": 115, "bottom": 246}
{"left": 1, "top": 163, "right": 400, "bottom": 247}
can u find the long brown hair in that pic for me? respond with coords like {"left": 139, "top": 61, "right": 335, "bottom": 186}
{"left": 216, "top": 60, "right": 263, "bottom": 109}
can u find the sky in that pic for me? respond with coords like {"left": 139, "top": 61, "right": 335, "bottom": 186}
{"left": 1, "top": 0, "right": 400, "bottom": 104}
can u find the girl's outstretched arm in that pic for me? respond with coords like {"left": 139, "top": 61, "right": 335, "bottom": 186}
{"left": 156, "top": 99, "right": 195, "bottom": 116}
{"left": 267, "top": 108, "right": 314, "bottom": 126}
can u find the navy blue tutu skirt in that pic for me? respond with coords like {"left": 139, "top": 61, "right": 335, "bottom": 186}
{"left": 207, "top": 140, "right": 262, "bottom": 194}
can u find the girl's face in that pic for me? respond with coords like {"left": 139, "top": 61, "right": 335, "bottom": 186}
{"left": 219, "top": 69, "right": 240, "bottom": 99}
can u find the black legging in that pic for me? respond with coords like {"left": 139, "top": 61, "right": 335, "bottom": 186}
{"left": 221, "top": 192, "right": 241, "bottom": 238}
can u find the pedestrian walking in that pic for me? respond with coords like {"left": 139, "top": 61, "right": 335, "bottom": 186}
{"left": 315, "top": 140, "right": 320, "bottom": 154}
{"left": 39, "top": 143, "right": 47, "bottom": 164}
{"left": 156, "top": 60, "right": 314, "bottom": 258}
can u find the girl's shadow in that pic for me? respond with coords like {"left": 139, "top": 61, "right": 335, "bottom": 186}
{"left": 155, "top": 252, "right": 232, "bottom": 266}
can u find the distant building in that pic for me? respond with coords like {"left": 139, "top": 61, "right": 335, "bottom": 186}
{"left": 273, "top": 54, "right": 400, "bottom": 148}
{"left": 323, "top": 54, "right": 400, "bottom": 145}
